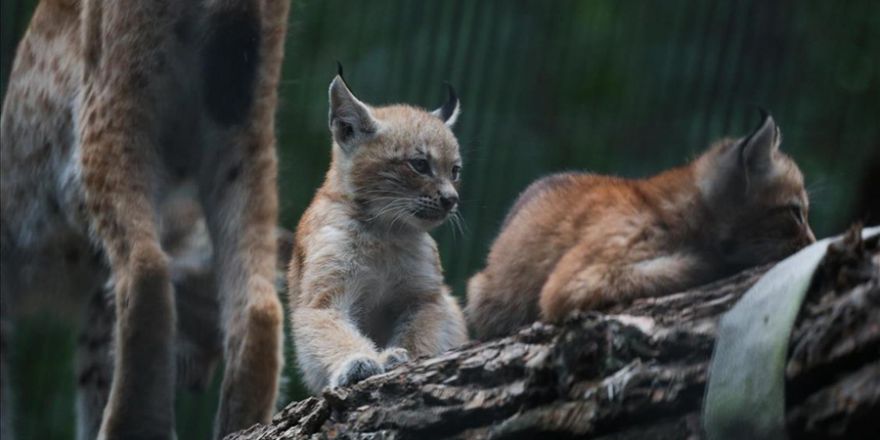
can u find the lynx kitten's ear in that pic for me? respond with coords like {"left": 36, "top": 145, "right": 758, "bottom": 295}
{"left": 431, "top": 82, "right": 461, "bottom": 127}
{"left": 715, "top": 110, "right": 782, "bottom": 182}
{"left": 701, "top": 110, "right": 785, "bottom": 201}
{"left": 329, "top": 65, "right": 378, "bottom": 153}
{"left": 739, "top": 109, "right": 782, "bottom": 176}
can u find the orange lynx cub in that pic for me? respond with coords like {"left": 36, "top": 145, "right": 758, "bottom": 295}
{"left": 288, "top": 68, "right": 468, "bottom": 392}
{"left": 466, "top": 112, "right": 816, "bottom": 340}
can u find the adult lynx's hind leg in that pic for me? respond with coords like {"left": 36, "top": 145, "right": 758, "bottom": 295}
{"left": 79, "top": 1, "right": 178, "bottom": 438}
{"left": 198, "top": 0, "right": 289, "bottom": 436}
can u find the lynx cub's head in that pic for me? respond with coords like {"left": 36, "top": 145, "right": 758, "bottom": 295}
{"left": 697, "top": 111, "right": 816, "bottom": 268}
{"left": 327, "top": 68, "right": 462, "bottom": 231}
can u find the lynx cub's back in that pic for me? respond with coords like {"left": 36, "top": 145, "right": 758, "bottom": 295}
{"left": 466, "top": 112, "right": 816, "bottom": 340}
{"left": 289, "top": 69, "right": 468, "bottom": 392}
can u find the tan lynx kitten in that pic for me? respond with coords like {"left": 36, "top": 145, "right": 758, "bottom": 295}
{"left": 0, "top": 1, "right": 290, "bottom": 438}
{"left": 467, "top": 112, "right": 816, "bottom": 340}
{"left": 289, "top": 69, "right": 468, "bottom": 392}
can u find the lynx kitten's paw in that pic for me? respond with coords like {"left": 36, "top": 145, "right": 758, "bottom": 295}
{"left": 329, "top": 355, "right": 383, "bottom": 388}
{"left": 379, "top": 347, "right": 410, "bottom": 370}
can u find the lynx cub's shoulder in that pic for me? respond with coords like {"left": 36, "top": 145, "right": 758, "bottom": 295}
{"left": 289, "top": 69, "right": 468, "bottom": 392}
{"left": 466, "top": 112, "right": 816, "bottom": 340}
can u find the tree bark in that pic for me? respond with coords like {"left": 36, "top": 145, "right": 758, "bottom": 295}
{"left": 229, "top": 227, "right": 879, "bottom": 439}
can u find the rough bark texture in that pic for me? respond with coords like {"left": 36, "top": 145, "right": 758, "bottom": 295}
{"left": 229, "top": 227, "right": 879, "bottom": 439}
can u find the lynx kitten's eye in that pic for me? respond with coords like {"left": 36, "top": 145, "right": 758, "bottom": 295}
{"left": 409, "top": 158, "right": 431, "bottom": 175}
{"left": 451, "top": 165, "right": 461, "bottom": 181}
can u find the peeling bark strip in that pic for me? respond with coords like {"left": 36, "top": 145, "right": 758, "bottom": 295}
{"left": 228, "top": 227, "right": 879, "bottom": 439}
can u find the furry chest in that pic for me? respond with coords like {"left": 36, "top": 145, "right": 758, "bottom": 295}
{"left": 347, "top": 238, "right": 440, "bottom": 308}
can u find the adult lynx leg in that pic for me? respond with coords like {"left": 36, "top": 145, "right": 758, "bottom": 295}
{"left": 88, "top": 185, "right": 174, "bottom": 440}
{"left": 200, "top": 123, "right": 284, "bottom": 434}
{"left": 86, "top": 165, "right": 174, "bottom": 439}
{"left": 75, "top": 287, "right": 114, "bottom": 440}
{"left": 79, "top": 1, "right": 177, "bottom": 437}
{"left": 199, "top": 0, "right": 289, "bottom": 436}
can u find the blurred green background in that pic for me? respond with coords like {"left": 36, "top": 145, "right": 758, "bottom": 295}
{"left": 2, "top": 0, "right": 878, "bottom": 438}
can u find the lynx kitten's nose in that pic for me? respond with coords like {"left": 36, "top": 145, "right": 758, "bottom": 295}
{"left": 440, "top": 194, "right": 459, "bottom": 211}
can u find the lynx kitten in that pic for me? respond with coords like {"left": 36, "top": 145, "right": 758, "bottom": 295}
{"left": 288, "top": 69, "right": 468, "bottom": 392}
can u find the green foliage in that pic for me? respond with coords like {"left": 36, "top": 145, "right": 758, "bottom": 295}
{"left": 2, "top": 0, "right": 877, "bottom": 437}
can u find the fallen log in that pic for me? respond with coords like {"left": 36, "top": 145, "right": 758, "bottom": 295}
{"left": 229, "top": 226, "right": 878, "bottom": 439}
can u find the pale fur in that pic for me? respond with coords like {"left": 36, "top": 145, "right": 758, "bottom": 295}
{"left": 289, "top": 74, "right": 468, "bottom": 393}
{"left": 466, "top": 114, "right": 816, "bottom": 340}
{"left": 0, "top": 1, "right": 290, "bottom": 438}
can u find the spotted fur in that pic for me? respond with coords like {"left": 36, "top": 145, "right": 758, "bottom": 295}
{"left": 0, "top": 1, "right": 291, "bottom": 438}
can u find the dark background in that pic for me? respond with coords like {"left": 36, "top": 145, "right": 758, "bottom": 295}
{"left": 2, "top": 0, "right": 877, "bottom": 438}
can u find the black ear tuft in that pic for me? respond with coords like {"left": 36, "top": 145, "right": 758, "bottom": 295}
{"left": 740, "top": 108, "right": 774, "bottom": 151}
{"left": 335, "top": 61, "right": 355, "bottom": 94}
{"left": 738, "top": 108, "right": 780, "bottom": 175}
{"left": 750, "top": 108, "right": 776, "bottom": 142}
{"left": 434, "top": 81, "right": 459, "bottom": 125}
{"left": 442, "top": 83, "right": 458, "bottom": 120}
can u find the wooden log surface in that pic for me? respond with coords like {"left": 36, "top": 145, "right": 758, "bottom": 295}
{"left": 228, "top": 227, "right": 879, "bottom": 439}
